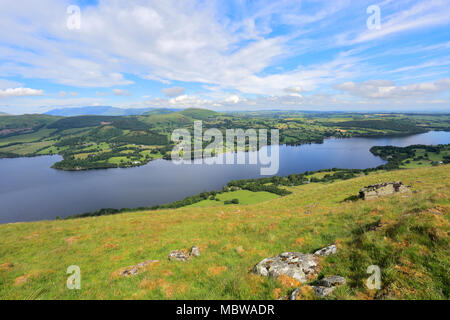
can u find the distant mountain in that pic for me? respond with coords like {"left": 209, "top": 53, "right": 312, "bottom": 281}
{"left": 0, "top": 112, "right": 9, "bottom": 116}
{"left": 45, "top": 106, "right": 179, "bottom": 116}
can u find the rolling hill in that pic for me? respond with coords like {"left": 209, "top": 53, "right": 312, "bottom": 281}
{"left": 0, "top": 165, "right": 448, "bottom": 300}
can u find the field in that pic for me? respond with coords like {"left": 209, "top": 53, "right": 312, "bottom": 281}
{"left": 1, "top": 109, "right": 448, "bottom": 170}
{"left": 400, "top": 148, "right": 450, "bottom": 168}
{"left": 0, "top": 165, "right": 448, "bottom": 300}
{"left": 186, "top": 190, "right": 280, "bottom": 208}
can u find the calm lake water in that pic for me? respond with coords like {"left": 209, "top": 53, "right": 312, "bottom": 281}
{"left": 1, "top": 131, "right": 449, "bottom": 223}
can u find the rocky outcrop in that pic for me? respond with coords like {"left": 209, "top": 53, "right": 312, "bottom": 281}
{"left": 314, "top": 244, "right": 337, "bottom": 256}
{"left": 114, "top": 260, "right": 159, "bottom": 277}
{"left": 252, "top": 252, "right": 319, "bottom": 283}
{"left": 359, "top": 181, "right": 411, "bottom": 200}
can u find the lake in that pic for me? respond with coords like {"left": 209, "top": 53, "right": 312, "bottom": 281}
{"left": 1, "top": 131, "right": 449, "bottom": 223}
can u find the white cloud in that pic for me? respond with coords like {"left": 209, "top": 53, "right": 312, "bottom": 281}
{"left": 0, "top": 79, "right": 22, "bottom": 89}
{"left": 0, "top": 0, "right": 336, "bottom": 94}
{"left": 221, "top": 94, "right": 244, "bottom": 104}
{"left": 334, "top": 78, "right": 450, "bottom": 99}
{"left": 59, "top": 91, "right": 78, "bottom": 97}
{"left": 161, "top": 86, "right": 185, "bottom": 97}
{"left": 0, "top": 87, "right": 44, "bottom": 98}
{"left": 112, "top": 89, "right": 131, "bottom": 96}
{"left": 339, "top": 0, "right": 450, "bottom": 45}
{"left": 0, "top": 0, "right": 449, "bottom": 113}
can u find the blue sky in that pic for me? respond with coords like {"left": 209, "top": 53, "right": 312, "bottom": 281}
{"left": 0, "top": 0, "right": 449, "bottom": 114}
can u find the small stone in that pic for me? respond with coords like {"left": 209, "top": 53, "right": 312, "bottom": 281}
{"left": 316, "top": 276, "right": 346, "bottom": 287}
{"left": 169, "top": 250, "right": 190, "bottom": 261}
{"left": 190, "top": 246, "right": 201, "bottom": 257}
{"left": 314, "top": 244, "right": 337, "bottom": 256}
{"left": 312, "top": 286, "right": 336, "bottom": 297}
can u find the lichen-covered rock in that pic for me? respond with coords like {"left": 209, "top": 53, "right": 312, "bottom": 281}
{"left": 316, "top": 276, "right": 346, "bottom": 287}
{"left": 190, "top": 246, "right": 201, "bottom": 257}
{"left": 304, "top": 276, "right": 347, "bottom": 297}
{"left": 169, "top": 250, "right": 190, "bottom": 261}
{"left": 252, "top": 252, "right": 319, "bottom": 283}
{"left": 311, "top": 286, "right": 336, "bottom": 297}
{"left": 314, "top": 244, "right": 337, "bottom": 256}
{"left": 359, "top": 181, "right": 411, "bottom": 200}
{"left": 115, "top": 260, "right": 159, "bottom": 277}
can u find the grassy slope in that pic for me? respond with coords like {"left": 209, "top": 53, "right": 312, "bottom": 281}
{"left": 0, "top": 165, "right": 448, "bottom": 300}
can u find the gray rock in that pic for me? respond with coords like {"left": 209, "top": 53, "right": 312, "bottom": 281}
{"left": 312, "top": 286, "right": 336, "bottom": 297}
{"left": 252, "top": 252, "right": 319, "bottom": 283}
{"left": 316, "top": 276, "right": 346, "bottom": 287}
{"left": 314, "top": 244, "right": 337, "bottom": 256}
{"left": 359, "top": 181, "right": 411, "bottom": 200}
{"left": 119, "top": 260, "right": 159, "bottom": 277}
{"left": 169, "top": 250, "right": 190, "bottom": 261}
{"left": 190, "top": 246, "right": 201, "bottom": 257}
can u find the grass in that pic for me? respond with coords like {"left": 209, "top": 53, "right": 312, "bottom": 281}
{"left": 0, "top": 129, "right": 57, "bottom": 147}
{"left": 400, "top": 148, "right": 449, "bottom": 169}
{"left": 0, "top": 165, "right": 448, "bottom": 300}
{"left": 186, "top": 190, "right": 280, "bottom": 208}
{"left": 0, "top": 141, "right": 55, "bottom": 155}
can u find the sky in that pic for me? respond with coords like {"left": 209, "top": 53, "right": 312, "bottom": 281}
{"left": 0, "top": 0, "right": 449, "bottom": 114}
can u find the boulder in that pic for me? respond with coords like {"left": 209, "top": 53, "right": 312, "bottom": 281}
{"left": 314, "top": 244, "right": 337, "bottom": 256}
{"left": 190, "top": 246, "right": 201, "bottom": 257}
{"left": 252, "top": 252, "right": 319, "bottom": 283}
{"left": 169, "top": 250, "right": 190, "bottom": 261}
{"left": 359, "top": 181, "right": 411, "bottom": 200}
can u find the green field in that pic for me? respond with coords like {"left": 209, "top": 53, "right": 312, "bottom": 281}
{"left": 0, "top": 165, "right": 448, "bottom": 300}
{"left": 187, "top": 190, "right": 280, "bottom": 208}
{"left": 400, "top": 148, "right": 450, "bottom": 168}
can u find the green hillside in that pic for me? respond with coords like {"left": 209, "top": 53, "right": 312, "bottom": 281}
{"left": 178, "top": 108, "right": 219, "bottom": 120}
{"left": 0, "top": 165, "right": 448, "bottom": 300}
{"left": 0, "top": 111, "right": 448, "bottom": 170}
